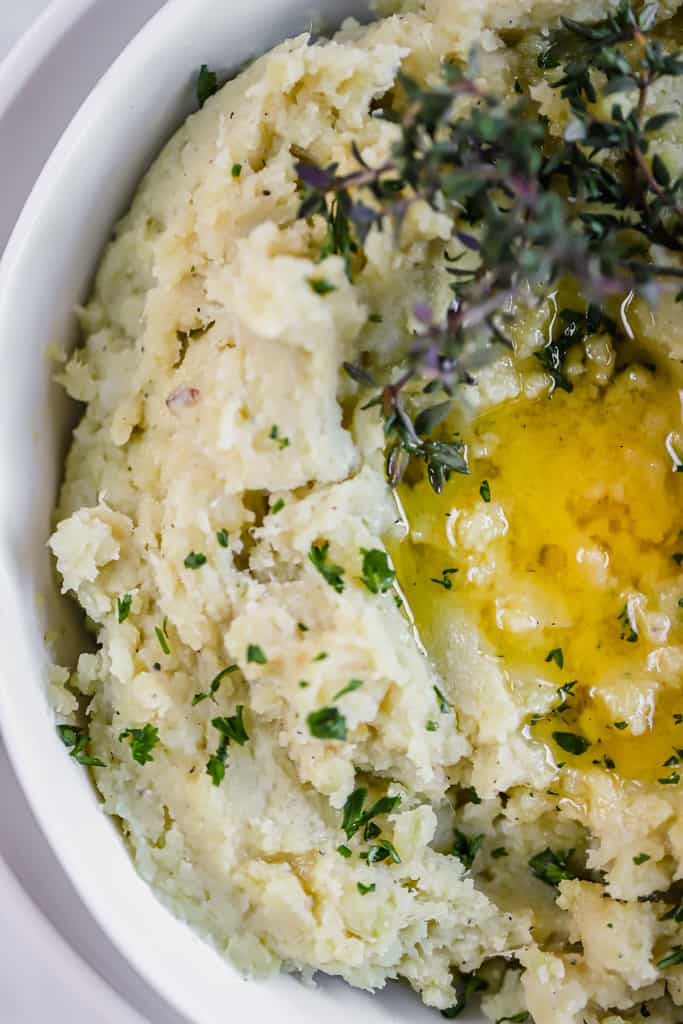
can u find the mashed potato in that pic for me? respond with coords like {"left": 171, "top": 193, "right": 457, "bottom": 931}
{"left": 49, "top": 0, "right": 683, "bottom": 1020}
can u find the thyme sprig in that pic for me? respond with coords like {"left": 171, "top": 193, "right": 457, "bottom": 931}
{"left": 296, "top": 1, "right": 683, "bottom": 491}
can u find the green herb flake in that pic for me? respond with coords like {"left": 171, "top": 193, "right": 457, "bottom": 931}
{"left": 357, "top": 882, "right": 376, "bottom": 895}
{"left": 299, "top": 680, "right": 310, "bottom": 688}
{"left": 333, "top": 678, "right": 363, "bottom": 700}
{"left": 426, "top": 720, "right": 438, "bottom": 731}
{"left": 529, "top": 847, "right": 577, "bottom": 887}
{"left": 313, "top": 651, "right": 328, "bottom": 662}
{"left": 434, "top": 685, "right": 451, "bottom": 714}
{"left": 196, "top": 64, "right": 218, "bottom": 108}
{"left": 491, "top": 847, "right": 508, "bottom": 859}
{"left": 216, "top": 529, "right": 229, "bottom": 548}
{"left": 184, "top": 551, "right": 207, "bottom": 570}
{"left": 270, "top": 498, "right": 285, "bottom": 515}
{"left": 308, "top": 277, "right": 337, "bottom": 295}
{"left": 658, "top": 771, "right": 681, "bottom": 785}
{"left": 307, "top": 706, "right": 347, "bottom": 741}
{"left": 297, "top": 622, "right": 309, "bottom": 632}
{"left": 657, "top": 947, "right": 683, "bottom": 970}
{"left": 452, "top": 829, "right": 484, "bottom": 870}
{"left": 119, "top": 723, "right": 159, "bottom": 766}
{"left": 496, "top": 1015, "right": 530, "bottom": 1024}
{"left": 617, "top": 604, "right": 638, "bottom": 642}
{"left": 269, "top": 424, "right": 290, "bottom": 450}
{"left": 633, "top": 852, "right": 651, "bottom": 865}
{"left": 212, "top": 706, "right": 249, "bottom": 746}
{"left": 552, "top": 731, "right": 591, "bottom": 756}
{"left": 231, "top": 163, "right": 242, "bottom": 178}
{"left": 479, "top": 479, "right": 491, "bottom": 503}
{"left": 673, "top": 553, "right": 683, "bottom": 566}
{"left": 206, "top": 744, "right": 227, "bottom": 786}
{"left": 247, "top": 644, "right": 267, "bottom": 665}
{"left": 368, "top": 313, "right": 383, "bottom": 323}
{"left": 614, "top": 720, "right": 628, "bottom": 730}
{"left": 337, "top": 844, "right": 352, "bottom": 858}
{"left": 309, "top": 541, "right": 345, "bottom": 593}
{"left": 117, "top": 593, "right": 132, "bottom": 623}
{"left": 360, "top": 548, "right": 395, "bottom": 594}
{"left": 155, "top": 625, "right": 170, "bottom": 656}
{"left": 430, "top": 567, "right": 459, "bottom": 590}
{"left": 363, "top": 838, "right": 401, "bottom": 865}
{"left": 57, "top": 724, "right": 106, "bottom": 768}
{"left": 545, "top": 648, "right": 564, "bottom": 669}
{"left": 192, "top": 664, "right": 238, "bottom": 705}
{"left": 341, "top": 789, "right": 401, "bottom": 840}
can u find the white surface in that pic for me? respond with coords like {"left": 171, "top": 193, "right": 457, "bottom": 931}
{"left": 0, "top": 0, "right": 50, "bottom": 58}
{"left": 0, "top": 1, "right": 477, "bottom": 1022}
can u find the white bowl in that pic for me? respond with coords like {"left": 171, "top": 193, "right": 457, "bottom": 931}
{"left": 0, "top": 1, "right": 478, "bottom": 1021}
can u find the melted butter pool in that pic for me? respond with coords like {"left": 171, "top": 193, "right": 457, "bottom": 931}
{"left": 391, "top": 360, "right": 683, "bottom": 783}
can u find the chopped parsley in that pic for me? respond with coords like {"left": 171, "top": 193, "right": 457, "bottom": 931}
{"left": 313, "top": 651, "right": 328, "bottom": 662}
{"left": 155, "top": 623, "right": 170, "bottom": 656}
{"left": 633, "top": 853, "right": 651, "bottom": 864}
{"left": 545, "top": 648, "right": 564, "bottom": 669}
{"left": 673, "top": 553, "right": 683, "bottom": 566}
{"left": 308, "top": 277, "right": 337, "bottom": 295}
{"left": 362, "top": 838, "right": 401, "bottom": 864}
{"left": 216, "top": 529, "right": 229, "bottom": 548}
{"left": 309, "top": 541, "right": 345, "bottom": 593}
{"left": 496, "top": 1015, "right": 530, "bottom": 1024}
{"left": 617, "top": 604, "right": 638, "bottom": 642}
{"left": 297, "top": 622, "right": 309, "bottom": 632}
{"left": 184, "top": 551, "right": 207, "bottom": 569}
{"left": 269, "top": 424, "right": 290, "bottom": 449}
{"left": 368, "top": 313, "right": 383, "bottom": 323}
{"left": 614, "top": 720, "right": 628, "bottom": 730}
{"left": 341, "top": 788, "right": 401, "bottom": 840}
{"left": 212, "top": 706, "right": 249, "bottom": 746}
{"left": 332, "top": 678, "right": 363, "bottom": 700}
{"left": 117, "top": 593, "right": 132, "bottom": 623}
{"left": 192, "top": 664, "right": 238, "bottom": 705}
{"left": 231, "top": 163, "right": 242, "bottom": 178}
{"left": 206, "top": 707, "right": 249, "bottom": 786}
{"left": 479, "top": 479, "right": 491, "bottom": 503}
{"left": 430, "top": 567, "right": 458, "bottom": 590}
{"left": 196, "top": 64, "right": 218, "bottom": 108}
{"left": 57, "top": 724, "right": 106, "bottom": 767}
{"left": 658, "top": 771, "right": 681, "bottom": 785}
{"left": 434, "top": 685, "right": 451, "bottom": 713}
{"left": 357, "top": 882, "right": 375, "bottom": 895}
{"left": 307, "top": 706, "right": 347, "bottom": 741}
{"left": 552, "top": 730, "right": 591, "bottom": 756}
{"left": 426, "top": 720, "right": 438, "bottom": 731}
{"left": 660, "top": 904, "right": 683, "bottom": 923}
{"left": 452, "top": 830, "right": 484, "bottom": 870}
{"left": 270, "top": 498, "right": 285, "bottom": 515}
{"left": 491, "top": 847, "right": 508, "bottom": 859}
{"left": 657, "top": 947, "right": 683, "bottom": 970}
{"left": 337, "top": 844, "right": 352, "bottom": 858}
{"left": 298, "top": 680, "right": 309, "bottom": 688}
{"left": 529, "top": 847, "right": 577, "bottom": 887}
{"left": 119, "top": 723, "right": 159, "bottom": 766}
{"left": 359, "top": 548, "right": 395, "bottom": 594}
{"left": 246, "top": 644, "right": 267, "bottom": 665}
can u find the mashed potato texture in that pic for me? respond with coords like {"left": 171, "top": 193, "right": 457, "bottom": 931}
{"left": 49, "top": 0, "right": 683, "bottom": 1020}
